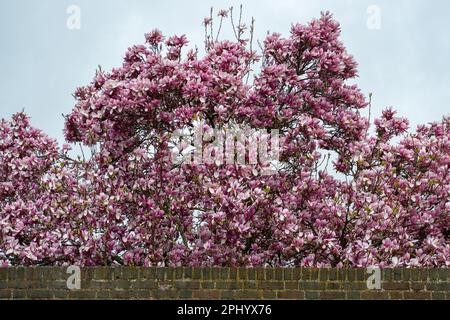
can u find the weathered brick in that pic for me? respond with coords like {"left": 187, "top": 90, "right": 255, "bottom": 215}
{"left": 301, "top": 268, "right": 311, "bottom": 280}
{"left": 305, "top": 291, "right": 320, "bottom": 300}
{"left": 211, "top": 268, "right": 220, "bottom": 279}
{"left": 129, "top": 290, "right": 153, "bottom": 300}
{"left": 292, "top": 268, "right": 302, "bottom": 280}
{"left": 155, "top": 268, "right": 166, "bottom": 280}
{"left": 256, "top": 268, "right": 265, "bottom": 280}
{"left": 337, "top": 268, "right": 346, "bottom": 281}
{"left": 346, "top": 291, "right": 361, "bottom": 300}
{"left": 165, "top": 268, "right": 174, "bottom": 280}
{"left": 346, "top": 269, "right": 356, "bottom": 281}
{"left": 30, "top": 279, "right": 49, "bottom": 289}
{"left": 229, "top": 268, "right": 238, "bottom": 280}
{"left": 52, "top": 290, "right": 70, "bottom": 299}
{"left": 22, "top": 268, "right": 34, "bottom": 280}
{"left": 82, "top": 268, "right": 95, "bottom": 282}
{"left": 202, "top": 267, "right": 212, "bottom": 280}
{"left": 247, "top": 268, "right": 256, "bottom": 280}
{"left": 320, "top": 291, "right": 346, "bottom": 300}
{"left": 319, "top": 269, "right": 328, "bottom": 281}
{"left": 265, "top": 268, "right": 275, "bottom": 280}
{"left": 261, "top": 290, "right": 277, "bottom": 299}
{"left": 426, "top": 282, "right": 448, "bottom": 291}
{"left": 95, "top": 290, "right": 112, "bottom": 299}
{"left": 393, "top": 269, "right": 402, "bottom": 281}
{"left": 129, "top": 280, "right": 158, "bottom": 289}
{"left": 383, "top": 269, "right": 393, "bottom": 281}
{"left": 220, "top": 290, "right": 236, "bottom": 300}
{"left": 109, "top": 289, "right": 138, "bottom": 299}
{"left": 301, "top": 281, "right": 326, "bottom": 291}
{"left": 120, "top": 267, "right": 138, "bottom": 280}
{"left": 234, "top": 290, "right": 260, "bottom": 300}
{"left": 257, "top": 281, "right": 284, "bottom": 290}
{"left": 383, "top": 282, "right": 410, "bottom": 290}
{"left": 179, "top": 290, "right": 193, "bottom": 299}
{"left": 329, "top": 268, "right": 338, "bottom": 281}
{"left": 410, "top": 282, "right": 425, "bottom": 291}
{"left": 0, "top": 281, "right": 8, "bottom": 289}
{"left": 182, "top": 267, "right": 192, "bottom": 280}
{"left": 419, "top": 269, "right": 428, "bottom": 281}
{"left": 8, "top": 280, "right": 31, "bottom": 289}
{"left": 112, "top": 279, "right": 130, "bottom": 289}
{"left": 93, "top": 267, "right": 110, "bottom": 280}
{"left": 361, "top": 291, "right": 390, "bottom": 300}
{"left": 173, "top": 280, "right": 199, "bottom": 290}
{"left": 431, "top": 292, "right": 446, "bottom": 300}
{"left": 403, "top": 292, "right": 432, "bottom": 300}
{"left": 111, "top": 267, "right": 123, "bottom": 280}
{"left": 283, "top": 268, "right": 293, "bottom": 280}
{"left": 438, "top": 268, "right": 448, "bottom": 281}
{"left": 193, "top": 290, "right": 221, "bottom": 299}
{"left": 173, "top": 267, "right": 182, "bottom": 279}
{"left": 310, "top": 268, "right": 319, "bottom": 280}
{"left": 0, "top": 269, "right": 8, "bottom": 280}
{"left": 326, "top": 282, "right": 343, "bottom": 290}
{"left": 89, "top": 280, "right": 107, "bottom": 289}
{"left": 277, "top": 290, "right": 305, "bottom": 299}
{"left": 428, "top": 269, "right": 439, "bottom": 281}
{"left": 140, "top": 268, "right": 156, "bottom": 280}
{"left": 238, "top": 268, "right": 247, "bottom": 280}
{"left": 410, "top": 269, "right": 420, "bottom": 281}
{"left": 11, "top": 267, "right": 26, "bottom": 280}
{"left": 402, "top": 269, "right": 411, "bottom": 281}
{"left": 285, "top": 281, "right": 298, "bottom": 290}
{"left": 154, "top": 289, "right": 178, "bottom": 299}
{"left": 52, "top": 280, "right": 69, "bottom": 290}
{"left": 388, "top": 291, "right": 404, "bottom": 300}
{"left": 191, "top": 268, "right": 201, "bottom": 280}
{"left": 36, "top": 268, "right": 52, "bottom": 281}
{"left": 28, "top": 290, "right": 54, "bottom": 299}
{"left": 220, "top": 268, "right": 230, "bottom": 280}
{"left": 274, "top": 268, "right": 283, "bottom": 280}
{"left": 355, "top": 268, "right": 366, "bottom": 281}
{"left": 26, "top": 268, "right": 42, "bottom": 281}
{"left": 11, "top": 290, "right": 27, "bottom": 299}
{"left": 215, "top": 281, "right": 242, "bottom": 290}
{"left": 201, "top": 281, "right": 215, "bottom": 289}
{"left": 0, "top": 290, "right": 12, "bottom": 299}
{"left": 0, "top": 267, "right": 446, "bottom": 300}
{"left": 243, "top": 281, "right": 257, "bottom": 290}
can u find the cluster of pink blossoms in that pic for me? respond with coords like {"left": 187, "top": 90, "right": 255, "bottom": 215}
{"left": 1, "top": 12, "right": 448, "bottom": 267}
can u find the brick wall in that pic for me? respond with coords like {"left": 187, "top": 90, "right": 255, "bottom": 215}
{"left": 0, "top": 268, "right": 448, "bottom": 300}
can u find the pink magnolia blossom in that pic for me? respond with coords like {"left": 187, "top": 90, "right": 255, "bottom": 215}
{"left": 1, "top": 12, "right": 448, "bottom": 267}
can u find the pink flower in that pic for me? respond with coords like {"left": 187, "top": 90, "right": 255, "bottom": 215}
{"left": 1, "top": 12, "right": 448, "bottom": 268}
{"left": 203, "top": 17, "right": 212, "bottom": 26}
{"left": 218, "top": 9, "right": 228, "bottom": 18}
{"left": 144, "top": 29, "right": 164, "bottom": 46}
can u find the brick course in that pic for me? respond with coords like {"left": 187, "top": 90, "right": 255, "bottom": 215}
{"left": 0, "top": 267, "right": 447, "bottom": 300}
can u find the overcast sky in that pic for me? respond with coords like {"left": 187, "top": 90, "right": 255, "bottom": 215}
{"left": 1, "top": 0, "right": 449, "bottom": 144}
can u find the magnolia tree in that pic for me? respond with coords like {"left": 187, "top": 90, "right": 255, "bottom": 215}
{"left": 0, "top": 11, "right": 449, "bottom": 267}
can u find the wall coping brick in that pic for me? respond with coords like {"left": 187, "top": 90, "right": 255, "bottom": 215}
{"left": 0, "top": 267, "right": 448, "bottom": 300}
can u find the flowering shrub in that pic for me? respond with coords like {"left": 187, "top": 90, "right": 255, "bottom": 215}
{"left": 1, "top": 11, "right": 448, "bottom": 267}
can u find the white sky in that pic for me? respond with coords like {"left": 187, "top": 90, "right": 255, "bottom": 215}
{"left": 1, "top": 0, "right": 449, "bottom": 144}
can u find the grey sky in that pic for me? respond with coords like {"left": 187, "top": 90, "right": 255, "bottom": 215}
{"left": 1, "top": 0, "right": 449, "bottom": 144}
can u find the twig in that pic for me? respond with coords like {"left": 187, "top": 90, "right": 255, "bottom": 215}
{"left": 230, "top": 6, "right": 239, "bottom": 41}
{"left": 216, "top": 16, "right": 224, "bottom": 42}
{"left": 367, "top": 92, "right": 373, "bottom": 136}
